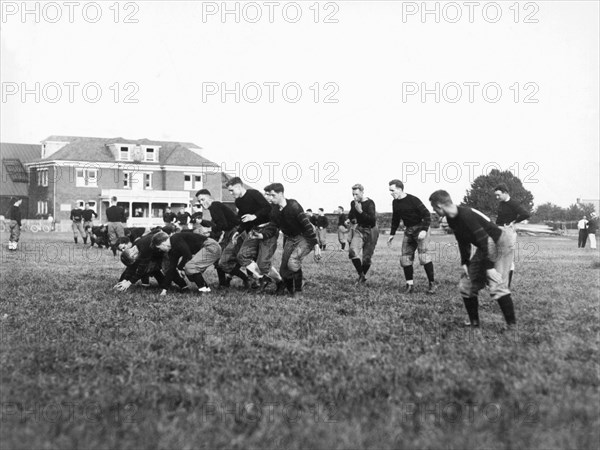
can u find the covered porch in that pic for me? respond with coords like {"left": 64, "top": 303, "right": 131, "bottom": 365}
{"left": 100, "top": 189, "right": 193, "bottom": 227}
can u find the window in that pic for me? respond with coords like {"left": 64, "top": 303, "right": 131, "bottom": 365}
{"left": 37, "top": 168, "right": 48, "bottom": 187}
{"left": 120, "top": 146, "right": 130, "bottom": 161}
{"left": 123, "top": 172, "right": 131, "bottom": 189}
{"left": 37, "top": 201, "right": 48, "bottom": 215}
{"left": 76, "top": 169, "right": 98, "bottom": 187}
{"left": 77, "top": 200, "right": 84, "bottom": 208}
{"left": 184, "top": 173, "right": 202, "bottom": 191}
{"left": 145, "top": 148, "right": 156, "bottom": 162}
{"left": 144, "top": 173, "right": 152, "bottom": 189}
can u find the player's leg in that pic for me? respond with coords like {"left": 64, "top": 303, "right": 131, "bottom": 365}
{"left": 184, "top": 239, "right": 222, "bottom": 292}
{"left": 288, "top": 236, "right": 313, "bottom": 295}
{"left": 348, "top": 227, "right": 364, "bottom": 280}
{"left": 72, "top": 222, "right": 79, "bottom": 243}
{"left": 461, "top": 250, "right": 486, "bottom": 327}
{"left": 490, "top": 231, "right": 516, "bottom": 326}
{"left": 417, "top": 230, "right": 435, "bottom": 293}
{"left": 361, "top": 226, "right": 379, "bottom": 277}
{"left": 400, "top": 232, "right": 417, "bottom": 293}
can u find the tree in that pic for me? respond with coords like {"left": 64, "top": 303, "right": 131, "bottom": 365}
{"left": 462, "top": 169, "right": 534, "bottom": 219}
{"left": 531, "top": 202, "right": 566, "bottom": 222}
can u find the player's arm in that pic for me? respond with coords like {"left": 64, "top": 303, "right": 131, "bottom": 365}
{"left": 361, "top": 200, "right": 377, "bottom": 227}
{"left": 416, "top": 198, "right": 432, "bottom": 231}
{"left": 512, "top": 201, "right": 531, "bottom": 223}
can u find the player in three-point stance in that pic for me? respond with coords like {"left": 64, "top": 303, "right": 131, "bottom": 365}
{"left": 387, "top": 179, "right": 436, "bottom": 294}
{"left": 429, "top": 190, "right": 517, "bottom": 328}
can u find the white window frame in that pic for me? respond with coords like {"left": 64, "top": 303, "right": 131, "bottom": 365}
{"left": 37, "top": 201, "right": 48, "bottom": 215}
{"left": 119, "top": 146, "right": 130, "bottom": 161}
{"left": 145, "top": 148, "right": 156, "bottom": 162}
{"left": 38, "top": 168, "right": 48, "bottom": 187}
{"left": 184, "top": 173, "right": 202, "bottom": 191}
{"left": 123, "top": 171, "right": 132, "bottom": 189}
{"left": 144, "top": 172, "right": 153, "bottom": 190}
{"left": 76, "top": 168, "right": 98, "bottom": 187}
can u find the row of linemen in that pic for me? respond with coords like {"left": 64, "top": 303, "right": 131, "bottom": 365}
{"left": 113, "top": 177, "right": 531, "bottom": 330}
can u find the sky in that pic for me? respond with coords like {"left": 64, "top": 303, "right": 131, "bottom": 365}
{"left": 1, "top": 0, "right": 598, "bottom": 212}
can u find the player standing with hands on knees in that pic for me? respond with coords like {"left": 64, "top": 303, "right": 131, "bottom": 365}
{"left": 494, "top": 183, "right": 530, "bottom": 287}
{"left": 387, "top": 180, "right": 436, "bottom": 294}
{"left": 429, "top": 190, "right": 517, "bottom": 329}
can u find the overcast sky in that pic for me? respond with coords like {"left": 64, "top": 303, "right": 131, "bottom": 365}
{"left": 1, "top": 1, "right": 598, "bottom": 212}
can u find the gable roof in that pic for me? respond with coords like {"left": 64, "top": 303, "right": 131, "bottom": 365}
{"left": 36, "top": 136, "right": 217, "bottom": 167}
{"left": 1, "top": 143, "right": 42, "bottom": 197}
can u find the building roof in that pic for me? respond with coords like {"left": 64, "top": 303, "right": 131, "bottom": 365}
{"left": 0, "top": 143, "right": 42, "bottom": 197}
{"left": 35, "top": 136, "right": 217, "bottom": 167}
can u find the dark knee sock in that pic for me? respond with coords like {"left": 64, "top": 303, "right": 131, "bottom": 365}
{"left": 508, "top": 270, "right": 513, "bottom": 288}
{"left": 232, "top": 264, "right": 249, "bottom": 282}
{"left": 191, "top": 273, "right": 207, "bottom": 289}
{"left": 83, "top": 237, "right": 87, "bottom": 244}
{"left": 152, "top": 271, "right": 164, "bottom": 284}
{"left": 341, "top": 243, "right": 346, "bottom": 250}
{"left": 74, "top": 237, "right": 78, "bottom": 244}
{"left": 497, "top": 294, "right": 516, "bottom": 325}
{"left": 463, "top": 297, "right": 480, "bottom": 326}
{"left": 362, "top": 262, "right": 371, "bottom": 275}
{"left": 173, "top": 271, "right": 187, "bottom": 289}
{"left": 403, "top": 265, "right": 414, "bottom": 282}
{"left": 285, "top": 277, "right": 294, "bottom": 294}
{"left": 141, "top": 275, "right": 150, "bottom": 285}
{"left": 217, "top": 268, "right": 228, "bottom": 285}
{"left": 294, "top": 269, "right": 303, "bottom": 292}
{"left": 424, "top": 262, "right": 434, "bottom": 283}
{"left": 351, "top": 258, "right": 363, "bottom": 275}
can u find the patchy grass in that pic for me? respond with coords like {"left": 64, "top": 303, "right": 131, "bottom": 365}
{"left": 1, "top": 230, "right": 599, "bottom": 450}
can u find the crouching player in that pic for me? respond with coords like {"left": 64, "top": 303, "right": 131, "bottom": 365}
{"left": 113, "top": 233, "right": 187, "bottom": 292}
{"left": 429, "top": 190, "right": 517, "bottom": 328}
{"left": 151, "top": 231, "right": 222, "bottom": 296}
{"left": 262, "top": 183, "right": 321, "bottom": 297}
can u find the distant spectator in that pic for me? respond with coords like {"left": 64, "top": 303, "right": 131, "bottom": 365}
{"left": 316, "top": 208, "right": 329, "bottom": 250}
{"left": 587, "top": 213, "right": 598, "bottom": 250}
{"left": 578, "top": 215, "right": 589, "bottom": 248}
{"left": 163, "top": 207, "right": 177, "bottom": 225}
{"left": 5, "top": 197, "right": 22, "bottom": 251}
{"left": 336, "top": 206, "right": 348, "bottom": 250}
{"left": 106, "top": 196, "right": 126, "bottom": 255}
{"left": 70, "top": 203, "right": 86, "bottom": 244}
{"left": 176, "top": 207, "right": 192, "bottom": 229}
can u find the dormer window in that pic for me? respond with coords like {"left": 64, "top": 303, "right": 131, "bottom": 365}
{"left": 145, "top": 147, "right": 156, "bottom": 162}
{"left": 119, "top": 146, "right": 130, "bottom": 161}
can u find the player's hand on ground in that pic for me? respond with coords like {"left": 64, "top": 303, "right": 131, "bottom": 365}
{"left": 417, "top": 230, "right": 427, "bottom": 241}
{"left": 314, "top": 244, "right": 322, "bottom": 262}
{"left": 159, "top": 289, "right": 167, "bottom": 296}
{"left": 114, "top": 280, "right": 132, "bottom": 292}
{"left": 486, "top": 268, "right": 503, "bottom": 284}
{"left": 241, "top": 214, "right": 256, "bottom": 223}
{"left": 387, "top": 235, "right": 394, "bottom": 247}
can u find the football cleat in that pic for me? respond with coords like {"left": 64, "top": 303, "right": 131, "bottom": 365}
{"left": 404, "top": 284, "right": 414, "bottom": 294}
{"left": 198, "top": 286, "right": 211, "bottom": 294}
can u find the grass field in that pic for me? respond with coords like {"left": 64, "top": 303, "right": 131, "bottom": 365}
{"left": 1, "top": 230, "right": 599, "bottom": 450}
